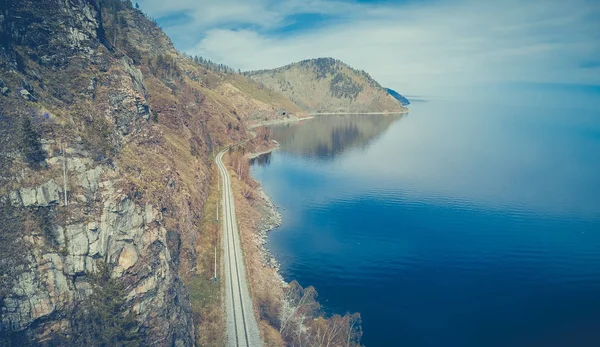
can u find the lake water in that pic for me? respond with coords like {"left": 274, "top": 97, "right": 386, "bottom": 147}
{"left": 250, "top": 94, "right": 600, "bottom": 347}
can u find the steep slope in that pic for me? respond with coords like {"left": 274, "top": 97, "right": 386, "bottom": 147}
{"left": 386, "top": 88, "right": 410, "bottom": 105}
{"left": 0, "top": 0, "right": 296, "bottom": 345}
{"left": 245, "top": 58, "right": 408, "bottom": 113}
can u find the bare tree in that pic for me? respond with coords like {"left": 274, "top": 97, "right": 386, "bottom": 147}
{"left": 229, "top": 150, "right": 250, "bottom": 183}
{"left": 309, "top": 313, "right": 363, "bottom": 347}
{"left": 345, "top": 313, "right": 362, "bottom": 347}
{"left": 279, "top": 281, "right": 320, "bottom": 346}
{"left": 275, "top": 280, "right": 364, "bottom": 346}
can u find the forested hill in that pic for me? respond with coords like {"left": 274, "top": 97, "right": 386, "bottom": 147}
{"left": 245, "top": 58, "right": 408, "bottom": 113}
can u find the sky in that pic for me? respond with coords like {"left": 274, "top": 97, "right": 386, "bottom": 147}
{"left": 137, "top": 0, "right": 600, "bottom": 97}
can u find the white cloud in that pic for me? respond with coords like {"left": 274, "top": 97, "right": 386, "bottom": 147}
{"left": 139, "top": 0, "right": 600, "bottom": 96}
{"left": 139, "top": 0, "right": 358, "bottom": 30}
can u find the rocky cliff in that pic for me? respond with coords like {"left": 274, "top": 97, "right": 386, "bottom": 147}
{"left": 0, "top": 0, "right": 297, "bottom": 345}
{"left": 245, "top": 58, "right": 407, "bottom": 114}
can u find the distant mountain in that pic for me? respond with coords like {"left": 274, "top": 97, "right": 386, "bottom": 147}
{"left": 386, "top": 88, "right": 410, "bottom": 105}
{"left": 245, "top": 58, "right": 408, "bottom": 114}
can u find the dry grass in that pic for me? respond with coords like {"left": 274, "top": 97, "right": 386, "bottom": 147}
{"left": 184, "top": 165, "right": 225, "bottom": 347}
{"left": 118, "top": 142, "right": 171, "bottom": 203}
{"left": 246, "top": 59, "right": 404, "bottom": 113}
{"left": 226, "top": 74, "right": 303, "bottom": 115}
{"left": 260, "top": 321, "right": 286, "bottom": 347}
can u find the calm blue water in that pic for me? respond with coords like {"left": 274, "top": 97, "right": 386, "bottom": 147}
{"left": 250, "top": 95, "right": 600, "bottom": 347}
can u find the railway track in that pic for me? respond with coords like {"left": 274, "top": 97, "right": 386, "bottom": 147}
{"left": 215, "top": 150, "right": 262, "bottom": 347}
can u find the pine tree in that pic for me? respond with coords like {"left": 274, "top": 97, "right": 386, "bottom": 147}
{"left": 21, "top": 117, "right": 46, "bottom": 168}
{"left": 70, "top": 262, "right": 143, "bottom": 346}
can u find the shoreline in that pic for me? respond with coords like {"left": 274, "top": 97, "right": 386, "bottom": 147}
{"left": 308, "top": 110, "right": 408, "bottom": 115}
{"left": 241, "top": 140, "right": 364, "bottom": 345}
{"left": 247, "top": 108, "right": 408, "bottom": 130}
{"left": 255, "top": 186, "right": 284, "bottom": 275}
{"left": 243, "top": 106, "right": 408, "bottom": 271}
{"left": 248, "top": 115, "right": 314, "bottom": 129}
{"left": 246, "top": 142, "right": 280, "bottom": 160}
{"left": 246, "top": 146, "right": 284, "bottom": 275}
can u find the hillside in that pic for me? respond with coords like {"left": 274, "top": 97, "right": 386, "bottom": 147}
{"left": 245, "top": 58, "right": 408, "bottom": 113}
{"left": 0, "top": 0, "right": 300, "bottom": 345}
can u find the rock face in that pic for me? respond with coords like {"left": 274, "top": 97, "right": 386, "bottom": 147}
{"left": 1, "top": 147, "right": 194, "bottom": 346}
{"left": 16, "top": 180, "right": 60, "bottom": 207}
{"left": 245, "top": 58, "right": 408, "bottom": 113}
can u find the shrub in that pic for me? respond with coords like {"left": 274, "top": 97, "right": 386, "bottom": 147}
{"left": 82, "top": 115, "right": 116, "bottom": 162}
{"left": 21, "top": 117, "right": 47, "bottom": 169}
{"left": 329, "top": 73, "right": 363, "bottom": 99}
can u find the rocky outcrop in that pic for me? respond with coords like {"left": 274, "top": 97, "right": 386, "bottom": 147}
{"left": 13, "top": 180, "right": 60, "bottom": 207}
{"left": 0, "top": 1, "right": 101, "bottom": 73}
{"left": 1, "top": 143, "right": 194, "bottom": 345}
{"left": 18, "top": 89, "right": 36, "bottom": 102}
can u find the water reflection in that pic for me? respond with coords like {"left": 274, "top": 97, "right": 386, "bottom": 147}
{"left": 267, "top": 114, "right": 404, "bottom": 160}
{"left": 251, "top": 152, "right": 272, "bottom": 167}
{"left": 250, "top": 99, "right": 600, "bottom": 347}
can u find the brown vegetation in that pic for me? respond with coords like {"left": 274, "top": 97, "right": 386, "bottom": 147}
{"left": 229, "top": 148, "right": 252, "bottom": 185}
{"left": 183, "top": 166, "right": 224, "bottom": 347}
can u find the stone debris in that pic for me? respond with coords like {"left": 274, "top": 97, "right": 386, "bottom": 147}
{"left": 255, "top": 187, "right": 283, "bottom": 273}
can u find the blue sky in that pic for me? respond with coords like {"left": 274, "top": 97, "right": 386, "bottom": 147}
{"left": 137, "top": 0, "right": 600, "bottom": 96}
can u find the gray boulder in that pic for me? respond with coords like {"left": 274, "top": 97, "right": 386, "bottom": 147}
{"left": 121, "top": 57, "right": 146, "bottom": 96}
{"left": 19, "top": 180, "right": 60, "bottom": 207}
{"left": 37, "top": 180, "right": 60, "bottom": 206}
{"left": 19, "top": 89, "right": 37, "bottom": 102}
{"left": 20, "top": 187, "right": 38, "bottom": 206}
{"left": 87, "top": 76, "right": 96, "bottom": 92}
